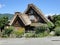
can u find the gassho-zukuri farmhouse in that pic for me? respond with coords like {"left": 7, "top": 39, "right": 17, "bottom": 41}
{"left": 8, "top": 4, "right": 53, "bottom": 31}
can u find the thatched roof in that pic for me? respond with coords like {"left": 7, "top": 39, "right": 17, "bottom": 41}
{"left": 24, "top": 4, "right": 51, "bottom": 23}
{"left": 9, "top": 12, "right": 31, "bottom": 26}
{"left": 9, "top": 4, "right": 54, "bottom": 27}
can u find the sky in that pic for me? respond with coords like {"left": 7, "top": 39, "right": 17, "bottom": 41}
{"left": 0, "top": 0, "right": 60, "bottom": 16}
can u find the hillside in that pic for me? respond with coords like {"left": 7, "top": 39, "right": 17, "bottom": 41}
{"left": 0, "top": 14, "right": 14, "bottom": 20}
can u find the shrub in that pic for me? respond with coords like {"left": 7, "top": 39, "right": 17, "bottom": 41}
{"left": 2, "top": 26, "right": 14, "bottom": 37}
{"left": 35, "top": 25, "right": 48, "bottom": 34}
{"left": 47, "top": 22, "right": 55, "bottom": 32}
{"left": 25, "top": 33, "right": 36, "bottom": 38}
{"left": 13, "top": 28, "right": 25, "bottom": 38}
{"left": 55, "top": 21, "right": 60, "bottom": 26}
{"left": 54, "top": 27, "right": 60, "bottom": 36}
{"left": 34, "top": 31, "right": 49, "bottom": 37}
{"left": 43, "top": 31, "right": 49, "bottom": 36}
{"left": 34, "top": 25, "right": 50, "bottom": 37}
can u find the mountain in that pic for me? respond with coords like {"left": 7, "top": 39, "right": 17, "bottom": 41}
{"left": 0, "top": 13, "right": 14, "bottom": 20}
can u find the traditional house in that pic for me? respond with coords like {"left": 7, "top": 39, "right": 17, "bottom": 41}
{"left": 9, "top": 4, "right": 52, "bottom": 31}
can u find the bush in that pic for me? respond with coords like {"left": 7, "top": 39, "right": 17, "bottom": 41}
{"left": 47, "top": 22, "right": 54, "bottom": 31}
{"left": 55, "top": 21, "right": 60, "bottom": 26}
{"left": 2, "top": 26, "right": 14, "bottom": 37}
{"left": 35, "top": 25, "right": 48, "bottom": 34}
{"left": 25, "top": 33, "right": 36, "bottom": 38}
{"left": 54, "top": 27, "right": 60, "bottom": 36}
{"left": 34, "top": 25, "right": 50, "bottom": 37}
{"left": 43, "top": 31, "right": 49, "bottom": 36}
{"left": 13, "top": 28, "right": 25, "bottom": 38}
{"left": 34, "top": 31, "right": 49, "bottom": 37}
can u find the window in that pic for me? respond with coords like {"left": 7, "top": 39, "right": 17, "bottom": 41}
{"left": 30, "top": 10, "right": 33, "bottom": 14}
{"left": 29, "top": 10, "right": 34, "bottom": 14}
{"left": 29, "top": 15, "right": 35, "bottom": 20}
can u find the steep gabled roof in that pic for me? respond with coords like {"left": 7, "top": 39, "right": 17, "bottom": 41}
{"left": 9, "top": 12, "right": 31, "bottom": 26}
{"left": 24, "top": 4, "right": 51, "bottom": 23}
{"left": 9, "top": 4, "right": 54, "bottom": 27}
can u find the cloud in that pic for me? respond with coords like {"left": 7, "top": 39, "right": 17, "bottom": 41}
{"left": 45, "top": 13, "right": 60, "bottom": 16}
{"left": 0, "top": 4, "right": 5, "bottom": 8}
{"left": 45, "top": 13, "right": 56, "bottom": 16}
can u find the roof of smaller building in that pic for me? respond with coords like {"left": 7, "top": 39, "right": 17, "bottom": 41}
{"left": 9, "top": 12, "right": 31, "bottom": 26}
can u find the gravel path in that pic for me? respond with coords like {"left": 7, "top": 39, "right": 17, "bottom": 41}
{"left": 0, "top": 37, "right": 60, "bottom": 45}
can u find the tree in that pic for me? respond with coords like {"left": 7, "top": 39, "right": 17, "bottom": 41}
{"left": 0, "top": 16, "right": 8, "bottom": 32}
{"left": 47, "top": 14, "right": 60, "bottom": 31}
{"left": 52, "top": 14, "right": 60, "bottom": 26}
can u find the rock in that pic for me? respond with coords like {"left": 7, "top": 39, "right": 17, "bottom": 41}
{"left": 50, "top": 31, "right": 55, "bottom": 36}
